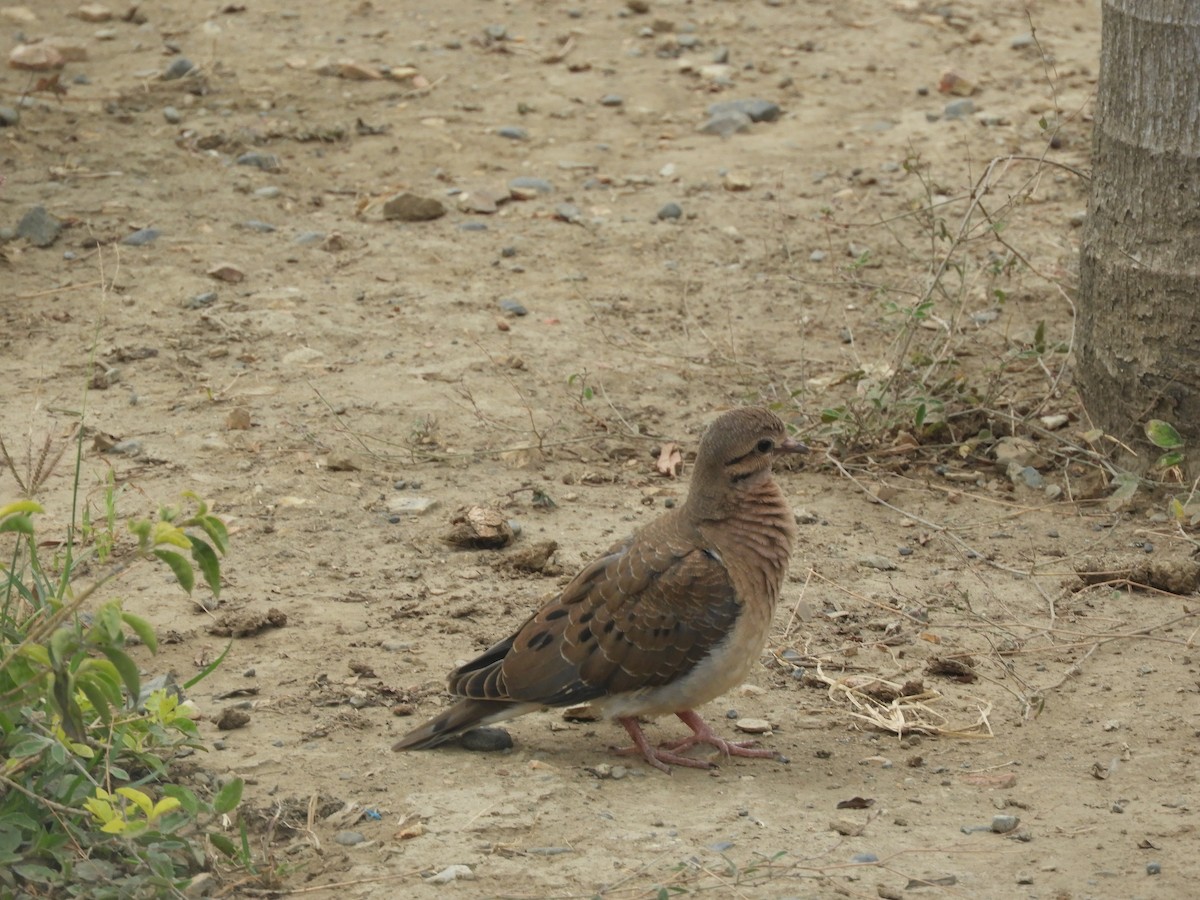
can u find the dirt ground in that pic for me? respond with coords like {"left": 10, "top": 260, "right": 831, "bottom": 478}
{"left": 4, "top": 0, "right": 1199, "bottom": 897}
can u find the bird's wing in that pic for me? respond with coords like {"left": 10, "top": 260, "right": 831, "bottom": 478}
{"left": 447, "top": 530, "right": 741, "bottom": 706}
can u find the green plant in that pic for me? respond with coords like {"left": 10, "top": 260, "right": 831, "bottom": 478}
{"left": 0, "top": 485, "right": 247, "bottom": 897}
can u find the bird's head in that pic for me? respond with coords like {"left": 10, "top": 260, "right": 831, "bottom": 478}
{"left": 686, "top": 407, "right": 806, "bottom": 519}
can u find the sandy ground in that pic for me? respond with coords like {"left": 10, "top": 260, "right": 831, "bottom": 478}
{"left": 4, "top": 0, "right": 1199, "bottom": 897}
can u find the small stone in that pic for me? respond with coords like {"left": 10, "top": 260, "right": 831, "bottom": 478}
{"left": 207, "top": 263, "right": 245, "bottom": 283}
{"left": 254, "top": 186, "right": 281, "bottom": 198}
{"left": 236, "top": 152, "right": 281, "bottom": 171}
{"left": 75, "top": 3, "right": 112, "bottom": 22}
{"left": 734, "top": 717, "right": 772, "bottom": 734}
{"left": 460, "top": 727, "right": 514, "bottom": 751}
{"left": 226, "top": 408, "right": 251, "bottom": 431}
{"left": 8, "top": 43, "right": 65, "bottom": 71}
{"left": 334, "top": 831, "right": 365, "bottom": 846}
{"left": 338, "top": 60, "right": 382, "bottom": 80}
{"left": 163, "top": 57, "right": 197, "bottom": 80}
{"left": 15, "top": 206, "right": 62, "bottom": 247}
{"left": 554, "top": 203, "right": 582, "bottom": 223}
{"left": 242, "top": 220, "right": 276, "bottom": 233}
{"left": 0, "top": 107, "right": 19, "bottom": 127}
{"left": 944, "top": 99, "right": 977, "bottom": 118}
{"left": 600, "top": 94, "right": 623, "bottom": 107}
{"left": 722, "top": 171, "right": 752, "bottom": 191}
{"left": 1146, "top": 862, "right": 1161, "bottom": 875}
{"left": 698, "top": 110, "right": 752, "bottom": 136}
{"left": 1068, "top": 210, "right": 1087, "bottom": 227}
{"left": 425, "top": 865, "right": 474, "bottom": 885}
{"left": 387, "top": 496, "right": 438, "bottom": 515}
{"left": 706, "top": 98, "right": 782, "bottom": 122}
{"left": 185, "top": 291, "right": 218, "bottom": 309}
{"left": 121, "top": 227, "right": 160, "bottom": 246}
{"left": 850, "top": 852, "right": 879, "bottom": 864}
{"left": 657, "top": 202, "right": 683, "bottom": 220}
{"left": 216, "top": 707, "right": 250, "bottom": 731}
{"left": 508, "top": 176, "right": 554, "bottom": 198}
{"left": 809, "top": 250, "right": 826, "bottom": 262}
{"left": 1011, "top": 34, "right": 1036, "bottom": 49}
{"left": 382, "top": 192, "right": 445, "bottom": 222}
{"left": 991, "top": 814, "right": 1020, "bottom": 833}
{"left": 499, "top": 298, "right": 528, "bottom": 316}
{"left": 497, "top": 126, "right": 529, "bottom": 140}
{"left": 858, "top": 554, "right": 898, "bottom": 571}
{"left": 163, "top": 105, "right": 181, "bottom": 124}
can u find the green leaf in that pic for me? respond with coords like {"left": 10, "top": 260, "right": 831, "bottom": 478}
{"left": 189, "top": 537, "right": 222, "bottom": 598}
{"left": 183, "top": 640, "right": 232, "bottom": 690}
{"left": 212, "top": 778, "right": 244, "bottom": 815}
{"left": 100, "top": 647, "right": 141, "bottom": 702}
{"left": 1145, "top": 419, "right": 1184, "bottom": 450}
{"left": 0, "top": 514, "right": 34, "bottom": 535}
{"left": 1155, "top": 450, "right": 1185, "bottom": 469}
{"left": 77, "top": 679, "right": 113, "bottom": 726}
{"left": 208, "top": 833, "right": 237, "bottom": 859}
{"left": 121, "top": 612, "right": 158, "bottom": 654}
{"left": 8, "top": 736, "right": 49, "bottom": 758}
{"left": 197, "top": 516, "right": 229, "bottom": 556}
{"left": 153, "top": 549, "right": 194, "bottom": 594}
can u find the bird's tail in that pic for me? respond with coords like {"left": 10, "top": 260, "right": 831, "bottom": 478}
{"left": 391, "top": 698, "right": 533, "bottom": 751}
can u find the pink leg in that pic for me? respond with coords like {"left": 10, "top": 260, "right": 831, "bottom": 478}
{"left": 613, "top": 711, "right": 785, "bottom": 772}
{"left": 661, "top": 710, "right": 783, "bottom": 761}
{"left": 613, "top": 717, "right": 717, "bottom": 773}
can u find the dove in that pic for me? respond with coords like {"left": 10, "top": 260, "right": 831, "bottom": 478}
{"left": 392, "top": 407, "right": 805, "bottom": 772}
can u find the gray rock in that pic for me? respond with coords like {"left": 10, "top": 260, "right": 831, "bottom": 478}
{"left": 458, "top": 221, "right": 488, "bottom": 231}
{"left": 382, "top": 192, "right": 446, "bottom": 222}
{"left": 1147, "top": 862, "right": 1161, "bottom": 875}
{"left": 0, "top": 106, "right": 19, "bottom": 127}
{"left": 1011, "top": 34, "right": 1036, "bottom": 49}
{"left": 508, "top": 176, "right": 554, "bottom": 195}
{"left": 555, "top": 203, "right": 582, "bottom": 223}
{"left": 293, "top": 232, "right": 324, "bottom": 245}
{"left": 809, "top": 250, "right": 826, "bottom": 262}
{"left": 496, "top": 126, "right": 529, "bottom": 140}
{"left": 163, "top": 57, "right": 197, "bottom": 80}
{"left": 334, "top": 831, "right": 365, "bottom": 846}
{"left": 499, "top": 298, "right": 528, "bottom": 316}
{"left": 236, "top": 152, "right": 281, "bottom": 172}
{"left": 254, "top": 186, "right": 281, "bottom": 198}
{"left": 858, "top": 554, "right": 898, "bottom": 571}
{"left": 163, "top": 106, "right": 181, "bottom": 124}
{"left": 242, "top": 220, "right": 277, "bottom": 233}
{"left": 460, "top": 727, "right": 513, "bottom": 752}
{"left": 121, "top": 227, "right": 161, "bottom": 246}
{"left": 707, "top": 98, "right": 782, "bottom": 123}
{"left": 657, "top": 202, "right": 683, "bottom": 220}
{"left": 16, "top": 206, "right": 62, "bottom": 248}
{"left": 599, "top": 94, "right": 623, "bottom": 107}
{"left": 185, "top": 291, "right": 218, "bottom": 309}
{"left": 944, "top": 99, "right": 976, "bottom": 118}
{"left": 698, "top": 110, "right": 753, "bottom": 136}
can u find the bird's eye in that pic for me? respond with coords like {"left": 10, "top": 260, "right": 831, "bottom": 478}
{"left": 756, "top": 438, "right": 774, "bottom": 453}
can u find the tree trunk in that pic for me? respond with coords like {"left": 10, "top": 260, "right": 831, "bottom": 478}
{"left": 1077, "top": 0, "right": 1200, "bottom": 472}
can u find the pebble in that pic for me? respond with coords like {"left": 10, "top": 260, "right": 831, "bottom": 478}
{"left": 850, "top": 852, "right": 879, "bottom": 863}
{"left": 162, "top": 57, "right": 197, "bottom": 80}
{"left": 459, "top": 222, "right": 488, "bottom": 231}
{"left": 382, "top": 192, "right": 445, "bottom": 221}
{"left": 1147, "top": 862, "right": 1161, "bottom": 875}
{"left": 236, "top": 152, "right": 281, "bottom": 172}
{"left": 254, "top": 186, "right": 281, "bottom": 198}
{"left": 242, "top": 220, "right": 277, "bottom": 233}
{"left": 944, "top": 99, "right": 976, "bottom": 118}
{"left": 1068, "top": 210, "right": 1087, "bottom": 227}
{"left": 0, "top": 106, "right": 20, "bottom": 127}
{"left": 387, "top": 496, "right": 437, "bottom": 515}
{"left": 706, "top": 98, "right": 782, "bottom": 123}
{"left": 657, "top": 202, "right": 683, "bottom": 220}
{"left": 508, "top": 176, "right": 554, "bottom": 197}
{"left": 898, "top": 546, "right": 913, "bottom": 556}
{"left": 734, "top": 717, "right": 772, "bottom": 734}
{"left": 207, "top": 263, "right": 245, "bottom": 283}
{"left": 121, "top": 227, "right": 161, "bottom": 246}
{"left": 496, "top": 126, "right": 529, "bottom": 141}
{"left": 599, "top": 94, "right": 623, "bottom": 107}
{"left": 185, "top": 291, "right": 218, "bottom": 309}
{"left": 809, "top": 250, "right": 826, "bottom": 262}
{"left": 334, "top": 831, "right": 365, "bottom": 846}
{"left": 499, "top": 298, "right": 528, "bottom": 316}
{"left": 1011, "top": 34, "right": 1036, "bottom": 50}
{"left": 697, "top": 110, "right": 752, "bottom": 136}
{"left": 991, "top": 814, "right": 1020, "bottom": 833}
{"left": 554, "top": 203, "right": 582, "bottom": 223}
{"left": 858, "top": 554, "right": 898, "bottom": 571}
{"left": 425, "top": 865, "right": 474, "bottom": 884}
{"left": 16, "top": 206, "right": 62, "bottom": 247}
{"left": 163, "top": 106, "right": 181, "bottom": 124}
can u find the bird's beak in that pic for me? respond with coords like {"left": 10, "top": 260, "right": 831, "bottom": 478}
{"left": 779, "top": 436, "right": 809, "bottom": 454}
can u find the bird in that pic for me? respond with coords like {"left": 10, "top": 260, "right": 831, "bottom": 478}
{"left": 392, "top": 407, "right": 806, "bottom": 772}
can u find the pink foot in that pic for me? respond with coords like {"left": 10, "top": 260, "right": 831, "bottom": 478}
{"left": 613, "top": 711, "right": 786, "bottom": 773}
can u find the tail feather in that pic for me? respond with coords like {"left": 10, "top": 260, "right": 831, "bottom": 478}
{"left": 391, "top": 698, "right": 536, "bottom": 751}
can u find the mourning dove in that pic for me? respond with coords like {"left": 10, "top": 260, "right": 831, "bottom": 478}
{"left": 392, "top": 407, "right": 805, "bottom": 772}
